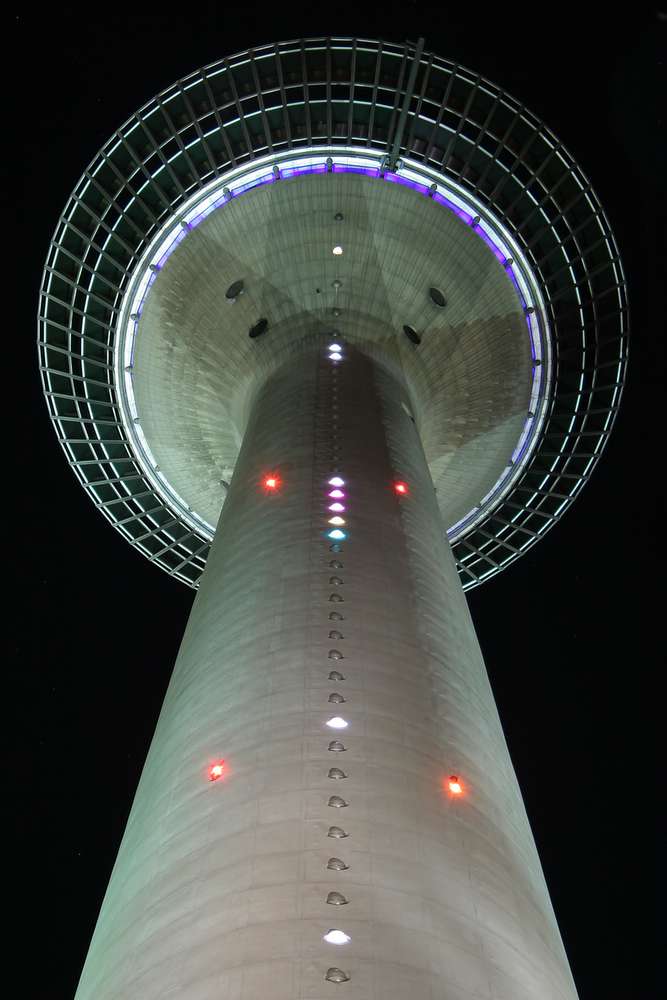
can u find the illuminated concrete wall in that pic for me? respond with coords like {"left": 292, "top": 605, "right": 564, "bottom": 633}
{"left": 75, "top": 342, "right": 578, "bottom": 999}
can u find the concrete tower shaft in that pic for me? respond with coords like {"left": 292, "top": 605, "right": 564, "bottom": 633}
{"left": 75, "top": 342, "right": 578, "bottom": 1000}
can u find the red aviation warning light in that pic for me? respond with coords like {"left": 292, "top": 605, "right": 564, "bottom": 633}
{"left": 394, "top": 481, "right": 409, "bottom": 495}
{"left": 448, "top": 775, "right": 463, "bottom": 795}
{"left": 209, "top": 761, "right": 225, "bottom": 781}
{"left": 262, "top": 473, "right": 281, "bottom": 492}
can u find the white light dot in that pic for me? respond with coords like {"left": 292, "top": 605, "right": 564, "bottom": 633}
{"left": 326, "top": 717, "right": 348, "bottom": 729}
{"left": 328, "top": 516, "right": 345, "bottom": 526}
{"left": 328, "top": 503, "right": 345, "bottom": 512}
{"left": 328, "top": 477, "right": 345, "bottom": 487}
{"left": 324, "top": 929, "right": 351, "bottom": 945}
{"left": 328, "top": 343, "right": 342, "bottom": 352}
{"left": 329, "top": 352, "right": 342, "bottom": 361}
{"left": 332, "top": 245, "right": 344, "bottom": 256}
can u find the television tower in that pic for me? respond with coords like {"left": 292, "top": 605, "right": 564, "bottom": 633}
{"left": 39, "top": 37, "right": 627, "bottom": 999}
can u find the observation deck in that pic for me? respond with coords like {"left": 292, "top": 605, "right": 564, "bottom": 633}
{"left": 38, "top": 37, "right": 628, "bottom": 589}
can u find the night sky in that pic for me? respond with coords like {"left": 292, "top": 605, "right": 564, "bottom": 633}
{"left": 13, "top": 7, "right": 660, "bottom": 998}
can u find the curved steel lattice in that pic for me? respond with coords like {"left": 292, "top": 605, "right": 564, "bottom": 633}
{"left": 38, "top": 37, "right": 628, "bottom": 590}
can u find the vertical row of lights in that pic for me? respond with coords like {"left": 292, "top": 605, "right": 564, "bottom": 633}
{"left": 326, "top": 343, "right": 346, "bottom": 544}
{"left": 211, "top": 344, "right": 463, "bottom": 982}
{"left": 322, "top": 341, "right": 351, "bottom": 980}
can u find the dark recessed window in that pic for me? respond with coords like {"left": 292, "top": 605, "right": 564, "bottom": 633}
{"left": 429, "top": 286, "right": 447, "bottom": 307}
{"left": 402, "top": 324, "right": 421, "bottom": 345}
{"left": 249, "top": 317, "right": 269, "bottom": 339}
{"left": 225, "top": 278, "right": 244, "bottom": 300}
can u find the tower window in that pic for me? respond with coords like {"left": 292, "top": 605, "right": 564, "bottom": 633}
{"left": 327, "top": 857, "right": 349, "bottom": 870}
{"left": 248, "top": 317, "right": 269, "bottom": 338}
{"left": 402, "top": 324, "right": 421, "bottom": 345}
{"left": 325, "top": 967, "right": 350, "bottom": 983}
{"left": 328, "top": 795, "right": 348, "bottom": 808}
{"left": 326, "top": 891, "right": 348, "bottom": 906}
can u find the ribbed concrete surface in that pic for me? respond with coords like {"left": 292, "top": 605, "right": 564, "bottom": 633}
{"left": 133, "top": 172, "right": 531, "bottom": 533}
{"left": 76, "top": 343, "right": 577, "bottom": 999}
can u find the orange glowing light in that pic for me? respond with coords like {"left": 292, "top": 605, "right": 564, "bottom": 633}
{"left": 394, "top": 481, "right": 409, "bottom": 495}
{"left": 448, "top": 775, "right": 462, "bottom": 795}
{"left": 209, "top": 761, "right": 225, "bottom": 781}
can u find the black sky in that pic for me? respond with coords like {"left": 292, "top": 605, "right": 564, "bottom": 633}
{"left": 12, "top": 6, "right": 661, "bottom": 998}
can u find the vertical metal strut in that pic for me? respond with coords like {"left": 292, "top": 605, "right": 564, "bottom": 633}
{"left": 384, "top": 37, "right": 425, "bottom": 172}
